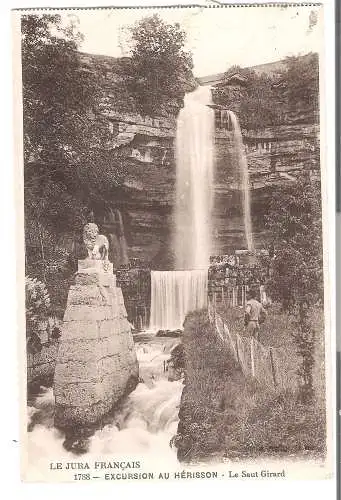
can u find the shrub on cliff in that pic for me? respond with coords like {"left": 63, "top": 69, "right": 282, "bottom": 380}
{"left": 278, "top": 53, "right": 319, "bottom": 117}
{"left": 26, "top": 277, "right": 51, "bottom": 353}
{"left": 217, "top": 53, "right": 319, "bottom": 129}
{"left": 265, "top": 173, "right": 323, "bottom": 403}
{"left": 126, "top": 14, "right": 194, "bottom": 116}
{"left": 214, "top": 65, "right": 280, "bottom": 129}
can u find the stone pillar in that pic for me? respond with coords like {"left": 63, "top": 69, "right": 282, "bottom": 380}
{"left": 53, "top": 259, "right": 138, "bottom": 448}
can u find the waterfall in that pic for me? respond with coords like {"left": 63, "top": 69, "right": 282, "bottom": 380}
{"left": 175, "top": 86, "right": 214, "bottom": 270}
{"left": 228, "top": 111, "right": 254, "bottom": 251}
{"left": 105, "top": 208, "right": 129, "bottom": 267}
{"left": 115, "top": 209, "right": 129, "bottom": 266}
{"left": 149, "top": 86, "right": 213, "bottom": 331}
{"left": 149, "top": 270, "right": 208, "bottom": 331}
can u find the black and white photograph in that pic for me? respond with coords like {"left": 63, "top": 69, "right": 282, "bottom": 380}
{"left": 13, "top": 2, "right": 334, "bottom": 482}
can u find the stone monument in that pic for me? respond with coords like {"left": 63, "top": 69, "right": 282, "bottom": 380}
{"left": 53, "top": 223, "right": 138, "bottom": 451}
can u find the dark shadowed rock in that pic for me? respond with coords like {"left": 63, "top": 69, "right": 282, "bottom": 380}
{"left": 156, "top": 329, "right": 182, "bottom": 338}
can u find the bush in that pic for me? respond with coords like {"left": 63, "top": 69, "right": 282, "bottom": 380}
{"left": 226, "top": 390, "right": 326, "bottom": 458}
{"left": 265, "top": 174, "right": 323, "bottom": 403}
{"left": 25, "top": 277, "right": 51, "bottom": 353}
{"left": 174, "top": 310, "right": 326, "bottom": 463}
{"left": 214, "top": 53, "right": 319, "bottom": 129}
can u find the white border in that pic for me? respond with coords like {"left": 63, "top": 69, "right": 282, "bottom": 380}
{"left": 2, "top": 1, "right": 336, "bottom": 499}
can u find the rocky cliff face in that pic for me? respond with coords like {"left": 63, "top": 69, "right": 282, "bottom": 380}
{"left": 82, "top": 53, "right": 320, "bottom": 266}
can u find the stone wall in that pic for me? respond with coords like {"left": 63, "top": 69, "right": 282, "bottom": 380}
{"left": 54, "top": 260, "right": 138, "bottom": 434}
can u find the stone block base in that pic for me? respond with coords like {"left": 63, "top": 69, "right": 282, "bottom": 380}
{"left": 53, "top": 265, "right": 138, "bottom": 432}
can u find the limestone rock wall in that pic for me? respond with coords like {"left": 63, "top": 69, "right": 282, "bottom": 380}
{"left": 80, "top": 52, "right": 320, "bottom": 264}
{"left": 212, "top": 123, "right": 319, "bottom": 253}
{"left": 97, "top": 115, "right": 319, "bottom": 263}
{"left": 54, "top": 261, "right": 138, "bottom": 431}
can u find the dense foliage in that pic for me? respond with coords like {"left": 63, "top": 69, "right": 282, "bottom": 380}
{"left": 280, "top": 53, "right": 319, "bottom": 115}
{"left": 22, "top": 15, "right": 129, "bottom": 308}
{"left": 214, "top": 65, "right": 281, "bottom": 129}
{"left": 174, "top": 310, "right": 325, "bottom": 462}
{"left": 215, "top": 52, "right": 319, "bottom": 129}
{"left": 126, "top": 14, "right": 194, "bottom": 115}
{"left": 265, "top": 173, "right": 323, "bottom": 403}
{"left": 25, "top": 277, "right": 51, "bottom": 352}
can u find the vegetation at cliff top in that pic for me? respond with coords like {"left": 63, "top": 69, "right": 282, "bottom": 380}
{"left": 174, "top": 310, "right": 325, "bottom": 463}
{"left": 125, "top": 14, "right": 194, "bottom": 116}
{"left": 217, "top": 52, "right": 319, "bottom": 129}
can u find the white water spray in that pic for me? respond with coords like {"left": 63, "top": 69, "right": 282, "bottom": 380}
{"left": 149, "top": 270, "right": 208, "bottom": 331}
{"left": 27, "top": 339, "right": 182, "bottom": 478}
{"left": 228, "top": 111, "right": 254, "bottom": 251}
{"left": 175, "top": 86, "right": 214, "bottom": 270}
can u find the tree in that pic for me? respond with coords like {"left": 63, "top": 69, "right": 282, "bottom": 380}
{"left": 213, "top": 65, "right": 281, "bottom": 129}
{"left": 265, "top": 173, "right": 323, "bottom": 403}
{"left": 126, "top": 14, "right": 194, "bottom": 116}
{"left": 25, "top": 277, "right": 51, "bottom": 353}
{"left": 22, "top": 15, "right": 96, "bottom": 164}
{"left": 278, "top": 53, "right": 319, "bottom": 116}
{"left": 22, "top": 14, "right": 128, "bottom": 311}
{"left": 216, "top": 53, "right": 319, "bottom": 129}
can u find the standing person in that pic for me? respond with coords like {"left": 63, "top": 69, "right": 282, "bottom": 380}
{"left": 244, "top": 288, "right": 267, "bottom": 341}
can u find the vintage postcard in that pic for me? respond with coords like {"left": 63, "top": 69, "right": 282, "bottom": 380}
{"left": 12, "top": 2, "right": 334, "bottom": 483}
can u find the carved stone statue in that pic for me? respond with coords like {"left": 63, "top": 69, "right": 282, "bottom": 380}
{"left": 83, "top": 223, "right": 109, "bottom": 260}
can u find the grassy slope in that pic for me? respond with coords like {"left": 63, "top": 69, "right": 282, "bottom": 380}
{"left": 174, "top": 309, "right": 326, "bottom": 464}
{"left": 216, "top": 302, "right": 326, "bottom": 403}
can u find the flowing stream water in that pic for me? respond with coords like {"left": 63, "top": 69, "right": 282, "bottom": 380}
{"left": 27, "top": 335, "right": 182, "bottom": 473}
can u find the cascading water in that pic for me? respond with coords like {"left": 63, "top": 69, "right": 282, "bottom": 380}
{"left": 228, "top": 111, "right": 254, "bottom": 252}
{"left": 106, "top": 208, "right": 129, "bottom": 267}
{"left": 26, "top": 337, "right": 182, "bottom": 477}
{"left": 175, "top": 86, "right": 214, "bottom": 270}
{"left": 148, "top": 86, "right": 213, "bottom": 332}
{"left": 149, "top": 270, "right": 208, "bottom": 331}
{"left": 115, "top": 208, "right": 129, "bottom": 266}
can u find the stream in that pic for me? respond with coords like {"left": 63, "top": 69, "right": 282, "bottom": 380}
{"left": 27, "top": 334, "right": 183, "bottom": 476}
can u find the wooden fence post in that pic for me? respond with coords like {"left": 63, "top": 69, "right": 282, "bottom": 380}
{"left": 251, "top": 337, "right": 255, "bottom": 377}
{"left": 269, "top": 348, "right": 277, "bottom": 387}
{"left": 235, "top": 335, "right": 240, "bottom": 364}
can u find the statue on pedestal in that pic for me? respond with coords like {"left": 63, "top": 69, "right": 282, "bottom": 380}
{"left": 54, "top": 224, "right": 138, "bottom": 453}
{"left": 83, "top": 223, "right": 109, "bottom": 261}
